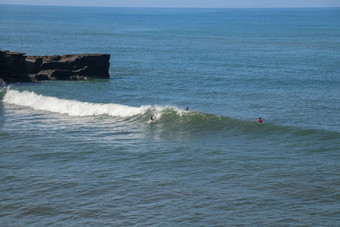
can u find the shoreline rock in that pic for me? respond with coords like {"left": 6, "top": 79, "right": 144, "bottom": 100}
{"left": 0, "top": 50, "right": 110, "bottom": 83}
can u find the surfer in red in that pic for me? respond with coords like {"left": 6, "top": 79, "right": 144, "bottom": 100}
{"left": 258, "top": 117, "right": 262, "bottom": 123}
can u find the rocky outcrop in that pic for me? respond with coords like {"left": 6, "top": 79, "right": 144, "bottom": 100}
{"left": 0, "top": 50, "right": 110, "bottom": 83}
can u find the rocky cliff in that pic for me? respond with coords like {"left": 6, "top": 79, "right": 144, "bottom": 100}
{"left": 0, "top": 50, "right": 110, "bottom": 83}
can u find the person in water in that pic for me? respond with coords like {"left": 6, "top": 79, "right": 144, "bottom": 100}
{"left": 151, "top": 116, "right": 156, "bottom": 122}
{"left": 258, "top": 117, "right": 262, "bottom": 123}
{"left": 185, "top": 106, "right": 189, "bottom": 111}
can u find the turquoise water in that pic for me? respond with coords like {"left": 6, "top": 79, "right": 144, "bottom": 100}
{"left": 1, "top": 5, "right": 340, "bottom": 226}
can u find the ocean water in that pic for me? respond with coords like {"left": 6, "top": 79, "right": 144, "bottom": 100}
{"left": 1, "top": 5, "right": 340, "bottom": 226}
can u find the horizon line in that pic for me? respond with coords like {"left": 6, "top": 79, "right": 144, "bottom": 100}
{"left": 1, "top": 3, "right": 340, "bottom": 9}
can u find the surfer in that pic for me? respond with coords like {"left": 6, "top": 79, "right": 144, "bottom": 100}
{"left": 150, "top": 116, "right": 156, "bottom": 122}
{"left": 258, "top": 117, "right": 262, "bottom": 123}
{"left": 185, "top": 106, "right": 189, "bottom": 111}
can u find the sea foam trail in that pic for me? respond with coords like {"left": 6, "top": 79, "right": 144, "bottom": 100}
{"left": 3, "top": 89, "right": 153, "bottom": 117}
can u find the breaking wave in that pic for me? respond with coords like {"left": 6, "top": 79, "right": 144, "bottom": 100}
{"left": 2, "top": 88, "right": 339, "bottom": 145}
{"left": 3, "top": 88, "right": 157, "bottom": 117}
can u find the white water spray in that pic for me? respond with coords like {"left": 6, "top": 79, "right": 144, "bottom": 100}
{"left": 3, "top": 89, "right": 152, "bottom": 117}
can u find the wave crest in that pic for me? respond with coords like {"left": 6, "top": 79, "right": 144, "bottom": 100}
{"left": 3, "top": 89, "right": 152, "bottom": 117}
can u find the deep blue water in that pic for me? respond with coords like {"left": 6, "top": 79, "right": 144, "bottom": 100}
{"left": 1, "top": 5, "right": 340, "bottom": 226}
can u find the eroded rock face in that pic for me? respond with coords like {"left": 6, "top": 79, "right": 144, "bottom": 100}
{"left": 0, "top": 50, "right": 110, "bottom": 83}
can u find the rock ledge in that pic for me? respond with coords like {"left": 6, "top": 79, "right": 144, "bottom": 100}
{"left": 0, "top": 50, "right": 110, "bottom": 83}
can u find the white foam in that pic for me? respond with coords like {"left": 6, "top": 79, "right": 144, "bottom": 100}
{"left": 3, "top": 89, "right": 152, "bottom": 117}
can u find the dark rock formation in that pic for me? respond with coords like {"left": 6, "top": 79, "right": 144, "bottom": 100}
{"left": 0, "top": 50, "right": 110, "bottom": 83}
